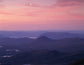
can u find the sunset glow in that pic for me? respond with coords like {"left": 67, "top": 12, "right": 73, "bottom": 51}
{"left": 0, "top": 0, "right": 84, "bottom": 31}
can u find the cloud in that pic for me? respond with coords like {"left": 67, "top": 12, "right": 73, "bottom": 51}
{"left": 0, "top": 0, "right": 83, "bottom": 20}
{"left": 0, "top": 11, "right": 12, "bottom": 15}
{"left": 0, "top": 4, "right": 3, "bottom": 7}
{"left": 52, "top": 0, "right": 84, "bottom": 7}
{"left": 24, "top": 2, "right": 47, "bottom": 8}
{"left": 0, "top": 0, "right": 4, "bottom": 8}
{"left": 25, "top": 2, "right": 41, "bottom": 7}
{"left": 57, "top": 0, "right": 84, "bottom": 2}
{"left": 0, "top": 0, "right": 3, "bottom": 2}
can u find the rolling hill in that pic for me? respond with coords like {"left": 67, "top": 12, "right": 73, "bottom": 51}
{"left": 41, "top": 32, "right": 84, "bottom": 39}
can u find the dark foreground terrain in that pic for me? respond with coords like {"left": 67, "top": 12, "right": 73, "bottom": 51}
{"left": 0, "top": 50, "right": 84, "bottom": 65}
{"left": 0, "top": 32, "right": 84, "bottom": 65}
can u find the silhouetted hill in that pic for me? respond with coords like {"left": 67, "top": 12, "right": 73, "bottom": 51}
{"left": 41, "top": 32, "right": 84, "bottom": 39}
{"left": 0, "top": 36, "right": 84, "bottom": 53}
{"left": 0, "top": 36, "right": 84, "bottom": 65}
{"left": 27, "top": 36, "right": 84, "bottom": 52}
{"left": 37, "top": 36, "right": 52, "bottom": 41}
{"left": 28, "top": 36, "right": 55, "bottom": 50}
{"left": 71, "top": 59, "right": 84, "bottom": 65}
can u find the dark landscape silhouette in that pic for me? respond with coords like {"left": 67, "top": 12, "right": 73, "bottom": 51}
{"left": 0, "top": 31, "right": 84, "bottom": 65}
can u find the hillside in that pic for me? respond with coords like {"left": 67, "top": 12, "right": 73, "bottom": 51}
{"left": 27, "top": 36, "right": 84, "bottom": 52}
{"left": 0, "top": 37, "right": 84, "bottom": 65}
{"left": 0, "top": 36, "right": 84, "bottom": 54}
{"left": 71, "top": 59, "right": 84, "bottom": 65}
{"left": 41, "top": 32, "right": 84, "bottom": 39}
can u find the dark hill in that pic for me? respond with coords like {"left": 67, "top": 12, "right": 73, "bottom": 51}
{"left": 71, "top": 59, "right": 84, "bottom": 65}
{"left": 36, "top": 36, "right": 52, "bottom": 41}
{"left": 0, "top": 36, "right": 84, "bottom": 52}
{"left": 41, "top": 32, "right": 84, "bottom": 39}
{"left": 27, "top": 36, "right": 84, "bottom": 52}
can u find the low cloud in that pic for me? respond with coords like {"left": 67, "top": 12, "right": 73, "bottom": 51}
{"left": 52, "top": 0, "right": 84, "bottom": 7}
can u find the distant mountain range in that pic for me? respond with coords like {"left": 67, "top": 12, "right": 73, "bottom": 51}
{"left": 0, "top": 31, "right": 45, "bottom": 38}
{"left": 0, "top": 36, "right": 84, "bottom": 53}
{"left": 41, "top": 32, "right": 84, "bottom": 39}
{"left": 0, "top": 31, "right": 84, "bottom": 39}
{"left": 0, "top": 35, "right": 5, "bottom": 38}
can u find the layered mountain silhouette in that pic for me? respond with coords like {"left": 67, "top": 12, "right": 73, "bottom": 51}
{"left": 36, "top": 36, "right": 52, "bottom": 41}
{"left": 0, "top": 36, "right": 84, "bottom": 65}
{"left": 41, "top": 32, "right": 84, "bottom": 39}
{"left": 27, "top": 36, "right": 84, "bottom": 52}
{"left": 0, "top": 31, "right": 84, "bottom": 39}
{"left": 0, "top": 36, "right": 84, "bottom": 52}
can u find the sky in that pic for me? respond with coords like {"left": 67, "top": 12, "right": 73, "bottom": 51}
{"left": 0, "top": 0, "right": 84, "bottom": 31}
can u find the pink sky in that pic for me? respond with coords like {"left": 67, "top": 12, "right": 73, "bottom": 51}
{"left": 0, "top": 0, "right": 84, "bottom": 31}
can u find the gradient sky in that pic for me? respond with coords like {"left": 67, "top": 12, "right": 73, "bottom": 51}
{"left": 0, "top": 0, "right": 84, "bottom": 31}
